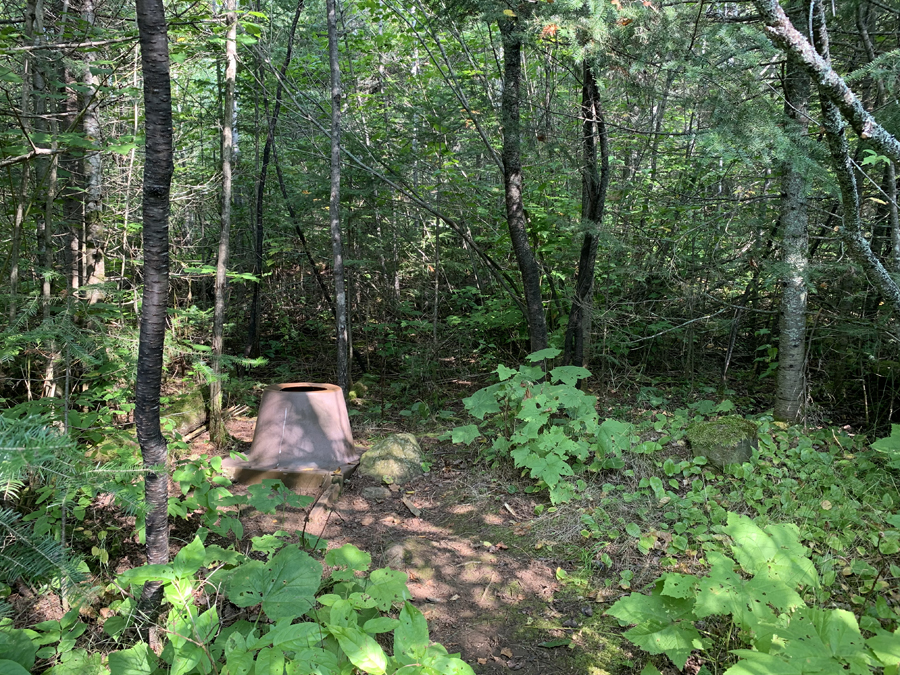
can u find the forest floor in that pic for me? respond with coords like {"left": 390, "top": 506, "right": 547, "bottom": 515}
{"left": 188, "top": 416, "right": 650, "bottom": 675}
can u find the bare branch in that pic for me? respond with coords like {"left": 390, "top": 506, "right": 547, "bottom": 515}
{"left": 0, "top": 147, "right": 62, "bottom": 170}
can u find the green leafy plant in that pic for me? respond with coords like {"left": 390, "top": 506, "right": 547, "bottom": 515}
{"left": 451, "top": 348, "right": 630, "bottom": 503}
{"left": 607, "top": 512, "right": 900, "bottom": 673}
{"left": 6, "top": 537, "right": 474, "bottom": 675}
{"left": 168, "top": 454, "right": 248, "bottom": 542}
{"left": 871, "top": 424, "right": 900, "bottom": 470}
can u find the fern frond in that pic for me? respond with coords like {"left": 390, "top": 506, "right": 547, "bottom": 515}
{"left": 0, "top": 507, "right": 83, "bottom": 587}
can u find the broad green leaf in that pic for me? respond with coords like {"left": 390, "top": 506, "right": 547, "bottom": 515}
{"left": 108, "top": 643, "right": 155, "bottom": 675}
{"left": 724, "top": 514, "right": 818, "bottom": 589}
{"left": 268, "top": 619, "right": 323, "bottom": 650}
{"left": 203, "top": 544, "right": 245, "bottom": 566}
{"left": 640, "top": 665, "right": 662, "bottom": 675}
{"left": 172, "top": 536, "right": 206, "bottom": 578}
{"left": 526, "top": 348, "right": 561, "bottom": 362}
{"left": 326, "top": 543, "right": 372, "bottom": 572}
{"left": 169, "top": 607, "right": 217, "bottom": 675}
{"left": 597, "top": 419, "right": 633, "bottom": 454}
{"left": 606, "top": 579, "right": 703, "bottom": 669}
{"left": 868, "top": 628, "right": 900, "bottom": 669}
{"left": 726, "top": 651, "right": 803, "bottom": 675}
{"left": 254, "top": 647, "right": 285, "bottom": 675}
{"left": 247, "top": 483, "right": 281, "bottom": 514}
{"left": 250, "top": 533, "right": 289, "bottom": 556}
{"left": 462, "top": 386, "right": 501, "bottom": 420}
{"left": 43, "top": 649, "right": 103, "bottom": 674}
{"left": 329, "top": 625, "right": 387, "bottom": 675}
{"left": 348, "top": 592, "right": 379, "bottom": 609}
{"left": 395, "top": 602, "right": 429, "bottom": 659}
{"left": 549, "top": 365, "right": 591, "bottom": 386}
{"left": 117, "top": 563, "right": 176, "bottom": 586}
{"left": 764, "top": 608, "right": 872, "bottom": 674}
{"left": 362, "top": 617, "right": 399, "bottom": 634}
{"left": 225, "top": 545, "right": 322, "bottom": 619}
{"left": 622, "top": 619, "right": 703, "bottom": 670}
{"left": 694, "top": 551, "right": 794, "bottom": 627}
{"left": 871, "top": 425, "right": 900, "bottom": 451}
{"left": 496, "top": 364, "right": 517, "bottom": 380}
{"left": 661, "top": 573, "right": 697, "bottom": 599}
{"left": 0, "top": 628, "right": 36, "bottom": 671}
{"left": 426, "top": 656, "right": 477, "bottom": 674}
{"left": 364, "top": 568, "right": 410, "bottom": 611}
{"left": 328, "top": 599, "right": 355, "bottom": 628}
{"left": 451, "top": 424, "right": 481, "bottom": 445}
{"left": 0, "top": 660, "right": 29, "bottom": 675}
{"left": 292, "top": 647, "right": 340, "bottom": 674}
{"left": 221, "top": 649, "right": 253, "bottom": 675}
{"left": 607, "top": 580, "right": 696, "bottom": 626}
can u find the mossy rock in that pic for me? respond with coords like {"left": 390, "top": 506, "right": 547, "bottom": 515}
{"left": 686, "top": 416, "right": 757, "bottom": 470}
{"left": 161, "top": 388, "right": 207, "bottom": 437}
{"left": 358, "top": 433, "right": 423, "bottom": 485}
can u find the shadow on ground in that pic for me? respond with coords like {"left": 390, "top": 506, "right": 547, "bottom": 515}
{"left": 204, "top": 419, "right": 638, "bottom": 675}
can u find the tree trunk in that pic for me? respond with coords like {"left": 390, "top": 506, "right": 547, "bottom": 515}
{"left": 81, "top": 0, "right": 104, "bottom": 304}
{"left": 774, "top": 44, "right": 811, "bottom": 423}
{"left": 753, "top": 0, "right": 900, "bottom": 168}
{"left": 755, "top": 0, "right": 900, "bottom": 316}
{"left": 498, "top": 16, "right": 548, "bottom": 354}
{"left": 564, "top": 60, "right": 609, "bottom": 369}
{"left": 209, "top": 0, "right": 236, "bottom": 447}
{"left": 327, "top": 0, "right": 349, "bottom": 395}
{"left": 244, "top": 0, "right": 304, "bottom": 359}
{"left": 134, "top": 0, "right": 173, "bottom": 615}
{"left": 811, "top": 0, "right": 900, "bottom": 315}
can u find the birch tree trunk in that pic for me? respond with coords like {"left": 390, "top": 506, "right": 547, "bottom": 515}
{"left": 134, "top": 0, "right": 173, "bottom": 616}
{"left": 81, "top": 0, "right": 104, "bottom": 304}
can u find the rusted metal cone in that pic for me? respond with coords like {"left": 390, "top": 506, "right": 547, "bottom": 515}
{"left": 222, "top": 383, "right": 361, "bottom": 488}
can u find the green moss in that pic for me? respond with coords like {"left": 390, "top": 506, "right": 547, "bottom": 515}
{"left": 162, "top": 388, "right": 208, "bottom": 436}
{"left": 571, "top": 619, "right": 635, "bottom": 675}
{"left": 686, "top": 416, "right": 757, "bottom": 451}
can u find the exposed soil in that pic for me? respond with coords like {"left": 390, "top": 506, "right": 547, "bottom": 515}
{"left": 191, "top": 417, "right": 636, "bottom": 674}
{"left": 10, "top": 415, "right": 642, "bottom": 674}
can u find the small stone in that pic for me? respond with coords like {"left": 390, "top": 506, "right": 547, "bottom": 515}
{"left": 581, "top": 605, "right": 593, "bottom": 617}
{"left": 362, "top": 486, "right": 392, "bottom": 500}
{"left": 562, "top": 618, "right": 578, "bottom": 628}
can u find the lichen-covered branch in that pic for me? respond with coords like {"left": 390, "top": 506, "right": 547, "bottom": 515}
{"left": 753, "top": 0, "right": 900, "bottom": 166}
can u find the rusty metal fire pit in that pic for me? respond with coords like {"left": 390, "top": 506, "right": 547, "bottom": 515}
{"left": 222, "top": 382, "right": 360, "bottom": 491}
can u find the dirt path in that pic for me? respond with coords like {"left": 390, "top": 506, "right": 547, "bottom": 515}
{"left": 194, "top": 419, "right": 633, "bottom": 675}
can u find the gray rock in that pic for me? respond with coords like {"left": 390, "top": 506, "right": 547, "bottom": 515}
{"left": 358, "top": 433, "right": 424, "bottom": 485}
{"left": 362, "top": 486, "right": 392, "bottom": 500}
{"left": 686, "top": 416, "right": 757, "bottom": 469}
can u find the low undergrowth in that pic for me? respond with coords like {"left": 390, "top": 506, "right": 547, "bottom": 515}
{"left": 445, "top": 352, "right": 900, "bottom": 673}
{"left": 3, "top": 359, "right": 900, "bottom": 674}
